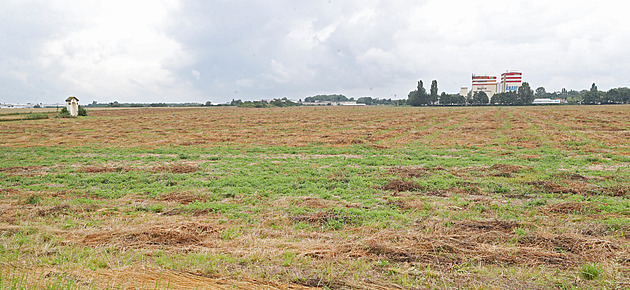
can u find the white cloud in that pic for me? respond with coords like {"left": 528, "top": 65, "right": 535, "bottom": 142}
{"left": 191, "top": 70, "right": 201, "bottom": 81}
{"left": 3, "top": 0, "right": 630, "bottom": 103}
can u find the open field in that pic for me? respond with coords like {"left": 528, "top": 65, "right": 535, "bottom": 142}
{"left": 1, "top": 105, "right": 630, "bottom": 288}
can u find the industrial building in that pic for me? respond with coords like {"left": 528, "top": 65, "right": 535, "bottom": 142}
{"left": 472, "top": 75, "right": 498, "bottom": 98}
{"left": 461, "top": 70, "right": 522, "bottom": 99}
{"left": 499, "top": 71, "right": 522, "bottom": 93}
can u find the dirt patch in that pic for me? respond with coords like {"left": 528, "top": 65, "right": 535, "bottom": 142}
{"left": 455, "top": 220, "right": 520, "bottom": 232}
{"left": 292, "top": 197, "right": 331, "bottom": 209}
{"left": 293, "top": 278, "right": 350, "bottom": 289}
{"left": 378, "top": 180, "right": 421, "bottom": 193}
{"left": 158, "top": 192, "right": 207, "bottom": 204}
{"left": 545, "top": 202, "right": 599, "bottom": 214}
{"left": 552, "top": 172, "right": 589, "bottom": 181}
{"left": 525, "top": 181, "right": 583, "bottom": 194}
{"left": 36, "top": 205, "right": 73, "bottom": 217}
{"left": 489, "top": 164, "right": 529, "bottom": 177}
{"left": 0, "top": 187, "right": 21, "bottom": 195}
{"left": 79, "top": 166, "right": 132, "bottom": 173}
{"left": 149, "top": 164, "right": 200, "bottom": 174}
{"left": 388, "top": 166, "right": 433, "bottom": 179}
{"left": 289, "top": 211, "right": 351, "bottom": 225}
{"left": 450, "top": 181, "right": 481, "bottom": 195}
{"left": 386, "top": 198, "right": 425, "bottom": 211}
{"left": 0, "top": 166, "right": 46, "bottom": 176}
{"left": 79, "top": 221, "right": 219, "bottom": 248}
{"left": 601, "top": 185, "right": 630, "bottom": 197}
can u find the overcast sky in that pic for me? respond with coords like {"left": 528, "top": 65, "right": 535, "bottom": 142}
{"left": 2, "top": 0, "right": 629, "bottom": 104}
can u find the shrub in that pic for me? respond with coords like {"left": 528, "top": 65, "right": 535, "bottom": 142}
{"left": 57, "top": 107, "right": 71, "bottom": 118}
{"left": 78, "top": 105, "right": 88, "bottom": 116}
{"left": 57, "top": 106, "right": 87, "bottom": 117}
{"left": 579, "top": 263, "right": 602, "bottom": 280}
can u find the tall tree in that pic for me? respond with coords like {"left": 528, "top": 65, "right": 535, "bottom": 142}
{"left": 430, "top": 80, "right": 439, "bottom": 105}
{"left": 408, "top": 80, "right": 429, "bottom": 106}
{"left": 590, "top": 83, "right": 598, "bottom": 92}
{"left": 517, "top": 82, "right": 534, "bottom": 105}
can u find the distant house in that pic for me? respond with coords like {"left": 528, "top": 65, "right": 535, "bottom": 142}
{"left": 532, "top": 98, "right": 562, "bottom": 105}
{"left": 65, "top": 96, "right": 79, "bottom": 116}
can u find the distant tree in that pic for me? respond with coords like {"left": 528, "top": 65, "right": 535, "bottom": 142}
{"left": 439, "top": 92, "right": 450, "bottom": 105}
{"left": 472, "top": 91, "right": 489, "bottom": 105}
{"left": 490, "top": 93, "right": 501, "bottom": 105}
{"left": 492, "top": 91, "right": 518, "bottom": 105}
{"left": 269, "top": 98, "right": 299, "bottom": 107}
{"left": 230, "top": 99, "right": 243, "bottom": 106}
{"left": 603, "top": 89, "right": 620, "bottom": 104}
{"left": 407, "top": 80, "right": 429, "bottom": 106}
{"left": 517, "top": 82, "right": 534, "bottom": 105}
{"left": 357, "top": 97, "right": 374, "bottom": 105}
{"left": 535, "top": 87, "right": 547, "bottom": 99}
{"left": 304, "top": 94, "right": 349, "bottom": 102}
{"left": 619, "top": 87, "right": 630, "bottom": 104}
{"left": 430, "top": 80, "right": 439, "bottom": 105}
{"left": 455, "top": 94, "right": 467, "bottom": 105}
{"left": 582, "top": 91, "right": 601, "bottom": 105}
{"left": 205, "top": 101, "right": 212, "bottom": 106}
{"left": 582, "top": 83, "right": 602, "bottom": 105}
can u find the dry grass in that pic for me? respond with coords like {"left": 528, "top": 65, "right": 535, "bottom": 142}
{"left": 77, "top": 221, "right": 219, "bottom": 248}
{"left": 0, "top": 106, "right": 628, "bottom": 152}
{"left": 2, "top": 105, "right": 630, "bottom": 289}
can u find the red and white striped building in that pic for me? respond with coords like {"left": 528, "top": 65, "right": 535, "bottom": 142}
{"left": 471, "top": 75, "right": 498, "bottom": 98}
{"left": 500, "top": 71, "right": 522, "bottom": 93}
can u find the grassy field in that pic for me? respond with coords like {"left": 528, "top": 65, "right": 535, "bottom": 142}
{"left": 1, "top": 105, "right": 629, "bottom": 289}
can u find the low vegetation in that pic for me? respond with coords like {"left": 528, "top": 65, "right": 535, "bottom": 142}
{"left": 0, "top": 105, "right": 629, "bottom": 288}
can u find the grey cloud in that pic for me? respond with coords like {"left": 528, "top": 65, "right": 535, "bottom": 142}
{"left": 2, "top": 0, "right": 630, "bottom": 104}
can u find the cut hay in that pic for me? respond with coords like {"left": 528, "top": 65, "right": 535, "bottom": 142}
{"left": 79, "top": 221, "right": 219, "bottom": 248}
{"left": 545, "top": 202, "right": 598, "bottom": 214}
{"left": 158, "top": 191, "right": 207, "bottom": 204}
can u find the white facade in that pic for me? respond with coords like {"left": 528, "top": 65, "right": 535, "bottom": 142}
{"left": 460, "top": 87, "right": 469, "bottom": 97}
{"left": 65, "top": 96, "right": 79, "bottom": 116}
{"left": 472, "top": 75, "right": 497, "bottom": 98}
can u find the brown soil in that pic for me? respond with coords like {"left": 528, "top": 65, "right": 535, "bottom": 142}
{"left": 379, "top": 180, "right": 422, "bottom": 193}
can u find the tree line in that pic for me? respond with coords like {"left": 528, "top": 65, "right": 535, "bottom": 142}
{"left": 407, "top": 80, "right": 630, "bottom": 106}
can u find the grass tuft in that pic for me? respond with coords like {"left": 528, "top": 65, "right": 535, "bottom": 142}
{"left": 579, "top": 263, "right": 603, "bottom": 280}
